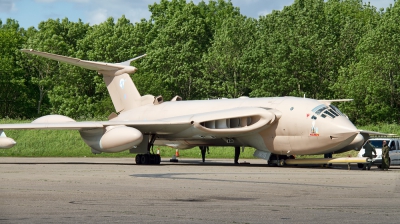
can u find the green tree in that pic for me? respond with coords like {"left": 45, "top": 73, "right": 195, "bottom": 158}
{"left": 252, "top": 0, "right": 338, "bottom": 99}
{"left": 49, "top": 16, "right": 149, "bottom": 118}
{"left": 334, "top": 2, "right": 400, "bottom": 124}
{"left": 0, "top": 19, "right": 35, "bottom": 118}
{"left": 140, "top": 1, "right": 209, "bottom": 100}
{"left": 201, "top": 16, "right": 257, "bottom": 98}
{"left": 20, "top": 18, "right": 90, "bottom": 116}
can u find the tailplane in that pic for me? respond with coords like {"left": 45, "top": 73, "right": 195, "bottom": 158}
{"left": 21, "top": 49, "right": 145, "bottom": 113}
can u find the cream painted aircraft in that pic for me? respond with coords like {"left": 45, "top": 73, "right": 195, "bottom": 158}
{"left": 0, "top": 49, "right": 377, "bottom": 166}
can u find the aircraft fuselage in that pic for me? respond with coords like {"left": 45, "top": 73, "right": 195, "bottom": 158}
{"left": 115, "top": 96, "right": 359, "bottom": 155}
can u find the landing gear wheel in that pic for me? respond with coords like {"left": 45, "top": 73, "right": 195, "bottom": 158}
{"left": 135, "top": 153, "right": 161, "bottom": 165}
{"left": 135, "top": 154, "right": 142, "bottom": 165}
{"left": 141, "top": 154, "right": 149, "bottom": 164}
{"left": 149, "top": 154, "right": 156, "bottom": 164}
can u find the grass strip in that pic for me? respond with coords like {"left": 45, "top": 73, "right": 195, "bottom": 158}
{"left": 1, "top": 119, "right": 398, "bottom": 159}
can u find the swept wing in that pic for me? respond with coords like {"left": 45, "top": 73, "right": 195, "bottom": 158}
{"left": 0, "top": 107, "right": 279, "bottom": 137}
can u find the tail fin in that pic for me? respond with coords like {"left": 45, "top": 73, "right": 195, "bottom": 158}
{"left": 21, "top": 49, "right": 145, "bottom": 113}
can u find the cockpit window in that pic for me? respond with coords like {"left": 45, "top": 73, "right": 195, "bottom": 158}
{"left": 330, "top": 105, "right": 345, "bottom": 116}
{"left": 328, "top": 109, "right": 339, "bottom": 117}
{"left": 311, "top": 105, "right": 328, "bottom": 115}
{"left": 311, "top": 104, "right": 346, "bottom": 119}
{"left": 323, "top": 110, "right": 335, "bottom": 118}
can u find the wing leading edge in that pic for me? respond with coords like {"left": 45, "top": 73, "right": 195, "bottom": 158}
{"left": 0, "top": 107, "right": 280, "bottom": 137}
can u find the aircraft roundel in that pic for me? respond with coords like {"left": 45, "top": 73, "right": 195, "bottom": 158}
{"left": 119, "top": 79, "right": 125, "bottom": 89}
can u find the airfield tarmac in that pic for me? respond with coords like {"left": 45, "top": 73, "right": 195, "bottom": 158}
{"left": 1, "top": 157, "right": 400, "bottom": 224}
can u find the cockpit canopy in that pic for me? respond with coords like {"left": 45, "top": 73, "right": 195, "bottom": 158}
{"left": 311, "top": 104, "right": 345, "bottom": 119}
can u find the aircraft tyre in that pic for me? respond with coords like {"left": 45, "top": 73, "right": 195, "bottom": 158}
{"left": 141, "top": 154, "right": 150, "bottom": 164}
{"left": 135, "top": 154, "right": 161, "bottom": 165}
{"left": 150, "top": 154, "right": 161, "bottom": 164}
{"left": 268, "top": 154, "right": 288, "bottom": 166}
{"left": 135, "top": 154, "right": 142, "bottom": 165}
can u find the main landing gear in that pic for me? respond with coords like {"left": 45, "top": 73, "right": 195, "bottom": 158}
{"left": 267, "top": 154, "right": 294, "bottom": 166}
{"left": 135, "top": 154, "right": 161, "bottom": 165}
{"left": 135, "top": 134, "right": 161, "bottom": 165}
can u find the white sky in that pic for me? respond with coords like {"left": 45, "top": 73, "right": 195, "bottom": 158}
{"left": 0, "top": 0, "right": 396, "bottom": 28}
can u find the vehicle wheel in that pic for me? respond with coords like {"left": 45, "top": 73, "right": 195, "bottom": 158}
{"left": 357, "top": 163, "right": 363, "bottom": 169}
{"left": 377, "top": 165, "right": 382, "bottom": 169}
{"left": 135, "top": 154, "right": 142, "bottom": 165}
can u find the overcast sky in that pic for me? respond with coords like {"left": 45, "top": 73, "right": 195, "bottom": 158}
{"left": 0, "top": 0, "right": 396, "bottom": 29}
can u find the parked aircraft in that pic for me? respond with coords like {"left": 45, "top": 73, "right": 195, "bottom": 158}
{"left": 0, "top": 49, "right": 374, "bottom": 165}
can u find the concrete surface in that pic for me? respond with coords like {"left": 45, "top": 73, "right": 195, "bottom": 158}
{"left": 1, "top": 157, "right": 400, "bottom": 223}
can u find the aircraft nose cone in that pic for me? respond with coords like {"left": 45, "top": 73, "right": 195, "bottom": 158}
{"left": 328, "top": 118, "right": 360, "bottom": 151}
{"left": 329, "top": 118, "right": 359, "bottom": 140}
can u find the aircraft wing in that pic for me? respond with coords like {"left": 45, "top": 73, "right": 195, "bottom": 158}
{"left": 0, "top": 107, "right": 279, "bottom": 137}
{"left": 318, "top": 99, "right": 353, "bottom": 105}
{"left": 359, "top": 130, "right": 396, "bottom": 138}
{"left": 0, "top": 121, "right": 191, "bottom": 134}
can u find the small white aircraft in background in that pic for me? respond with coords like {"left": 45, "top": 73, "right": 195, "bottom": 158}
{"left": 0, "top": 49, "right": 379, "bottom": 166}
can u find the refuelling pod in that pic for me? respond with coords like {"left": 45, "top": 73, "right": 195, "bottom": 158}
{"left": 0, "top": 130, "right": 16, "bottom": 149}
{"left": 0, "top": 137, "right": 16, "bottom": 149}
{"left": 80, "top": 125, "right": 143, "bottom": 153}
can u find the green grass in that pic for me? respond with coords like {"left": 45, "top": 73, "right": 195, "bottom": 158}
{"left": 0, "top": 128, "right": 256, "bottom": 159}
{"left": 1, "top": 118, "right": 399, "bottom": 158}
{"left": 0, "top": 118, "right": 255, "bottom": 158}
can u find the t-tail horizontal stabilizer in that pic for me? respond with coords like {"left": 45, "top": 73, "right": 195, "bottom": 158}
{"left": 21, "top": 49, "right": 147, "bottom": 113}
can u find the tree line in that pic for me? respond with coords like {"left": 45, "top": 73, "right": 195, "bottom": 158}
{"left": 0, "top": 0, "right": 399, "bottom": 125}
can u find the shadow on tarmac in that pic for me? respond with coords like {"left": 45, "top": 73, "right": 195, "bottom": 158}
{"left": 1, "top": 158, "right": 399, "bottom": 170}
